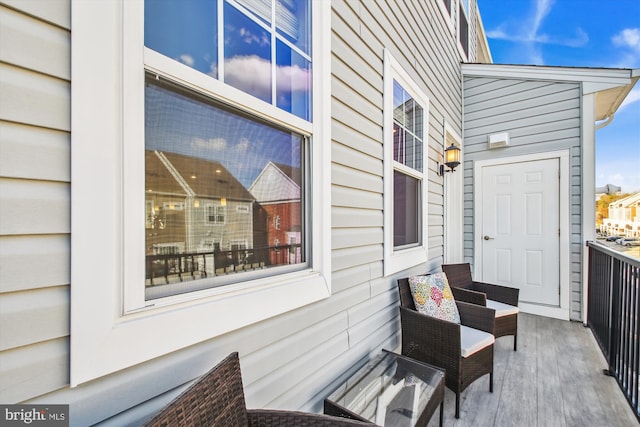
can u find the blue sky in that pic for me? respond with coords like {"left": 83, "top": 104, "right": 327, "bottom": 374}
{"left": 477, "top": 0, "right": 640, "bottom": 192}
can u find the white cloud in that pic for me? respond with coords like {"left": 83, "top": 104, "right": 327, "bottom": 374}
{"left": 191, "top": 137, "right": 227, "bottom": 151}
{"left": 177, "top": 54, "right": 195, "bottom": 67}
{"left": 238, "top": 27, "right": 270, "bottom": 47}
{"left": 613, "top": 28, "right": 640, "bottom": 51}
{"left": 276, "top": 63, "right": 311, "bottom": 92}
{"left": 529, "top": 0, "right": 554, "bottom": 39}
{"left": 484, "top": 0, "right": 588, "bottom": 64}
{"left": 235, "top": 137, "right": 250, "bottom": 153}
{"left": 612, "top": 28, "right": 640, "bottom": 68}
{"left": 619, "top": 87, "right": 640, "bottom": 112}
{"left": 224, "top": 55, "right": 272, "bottom": 100}
{"left": 224, "top": 55, "right": 311, "bottom": 101}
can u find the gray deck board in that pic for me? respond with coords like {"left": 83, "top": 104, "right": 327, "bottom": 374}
{"left": 426, "top": 313, "right": 638, "bottom": 427}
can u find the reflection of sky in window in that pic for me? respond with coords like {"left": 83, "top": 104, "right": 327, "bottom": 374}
{"left": 393, "top": 80, "right": 423, "bottom": 172}
{"left": 276, "top": 39, "right": 311, "bottom": 120}
{"left": 145, "top": 82, "right": 301, "bottom": 188}
{"left": 145, "top": 0, "right": 311, "bottom": 121}
{"left": 224, "top": 2, "right": 272, "bottom": 103}
{"left": 145, "top": 0, "right": 218, "bottom": 77}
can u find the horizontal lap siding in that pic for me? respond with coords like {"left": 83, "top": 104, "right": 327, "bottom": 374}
{"left": 0, "top": 2, "right": 71, "bottom": 403}
{"left": 462, "top": 76, "right": 583, "bottom": 320}
{"left": 0, "top": 1, "right": 468, "bottom": 425}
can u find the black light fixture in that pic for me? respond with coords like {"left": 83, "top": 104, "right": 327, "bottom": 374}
{"left": 438, "top": 143, "right": 461, "bottom": 175}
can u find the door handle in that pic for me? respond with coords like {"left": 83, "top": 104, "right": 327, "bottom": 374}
{"left": 483, "top": 235, "right": 494, "bottom": 240}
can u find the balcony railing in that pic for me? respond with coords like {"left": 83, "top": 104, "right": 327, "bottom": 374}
{"left": 587, "top": 241, "right": 640, "bottom": 420}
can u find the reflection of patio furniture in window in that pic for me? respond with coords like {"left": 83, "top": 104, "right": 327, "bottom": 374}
{"left": 214, "top": 250, "right": 232, "bottom": 274}
{"left": 442, "top": 263, "right": 520, "bottom": 351}
{"left": 397, "top": 278, "right": 496, "bottom": 419}
{"left": 143, "top": 352, "right": 373, "bottom": 427}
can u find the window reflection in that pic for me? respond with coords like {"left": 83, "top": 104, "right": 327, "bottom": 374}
{"left": 276, "top": 39, "right": 311, "bottom": 119}
{"left": 145, "top": 0, "right": 218, "bottom": 77}
{"left": 145, "top": 0, "right": 311, "bottom": 121}
{"left": 224, "top": 1, "right": 272, "bottom": 103}
{"left": 145, "top": 77, "right": 305, "bottom": 296}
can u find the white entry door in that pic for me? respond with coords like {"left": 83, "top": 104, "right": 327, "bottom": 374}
{"left": 481, "top": 158, "right": 560, "bottom": 306}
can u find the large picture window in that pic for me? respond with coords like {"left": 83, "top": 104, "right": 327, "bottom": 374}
{"left": 71, "top": 0, "right": 330, "bottom": 385}
{"left": 143, "top": 0, "right": 311, "bottom": 299}
{"left": 383, "top": 51, "right": 429, "bottom": 276}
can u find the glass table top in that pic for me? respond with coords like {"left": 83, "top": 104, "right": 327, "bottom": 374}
{"left": 326, "top": 350, "right": 445, "bottom": 426}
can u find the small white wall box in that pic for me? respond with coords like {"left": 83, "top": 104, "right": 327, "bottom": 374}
{"left": 488, "top": 132, "right": 510, "bottom": 149}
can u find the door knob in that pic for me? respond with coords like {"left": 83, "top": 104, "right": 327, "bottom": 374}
{"left": 483, "top": 235, "right": 494, "bottom": 240}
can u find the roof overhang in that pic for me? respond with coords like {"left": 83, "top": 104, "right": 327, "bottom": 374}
{"left": 462, "top": 64, "right": 640, "bottom": 121}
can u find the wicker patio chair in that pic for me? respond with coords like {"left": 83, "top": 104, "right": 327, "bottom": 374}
{"left": 442, "top": 263, "right": 520, "bottom": 351}
{"left": 143, "top": 352, "right": 374, "bottom": 427}
{"left": 397, "top": 277, "right": 496, "bottom": 419}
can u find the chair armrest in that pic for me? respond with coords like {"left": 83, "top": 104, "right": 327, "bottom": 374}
{"left": 456, "top": 301, "right": 495, "bottom": 335}
{"left": 451, "top": 286, "right": 487, "bottom": 306}
{"left": 472, "top": 281, "right": 519, "bottom": 306}
{"left": 247, "top": 409, "right": 374, "bottom": 426}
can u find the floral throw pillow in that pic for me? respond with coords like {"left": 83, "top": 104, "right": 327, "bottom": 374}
{"left": 408, "top": 273, "right": 461, "bottom": 324}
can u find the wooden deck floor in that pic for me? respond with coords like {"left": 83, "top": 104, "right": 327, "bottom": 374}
{"left": 427, "top": 313, "right": 638, "bottom": 427}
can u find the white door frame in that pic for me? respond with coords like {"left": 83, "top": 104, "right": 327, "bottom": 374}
{"left": 474, "top": 150, "right": 571, "bottom": 320}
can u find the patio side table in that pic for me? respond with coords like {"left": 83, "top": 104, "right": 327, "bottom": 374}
{"left": 324, "top": 350, "right": 445, "bottom": 427}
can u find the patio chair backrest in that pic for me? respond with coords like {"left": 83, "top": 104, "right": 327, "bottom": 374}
{"left": 442, "top": 263, "right": 474, "bottom": 289}
{"left": 397, "top": 277, "right": 417, "bottom": 311}
{"left": 143, "top": 352, "right": 249, "bottom": 427}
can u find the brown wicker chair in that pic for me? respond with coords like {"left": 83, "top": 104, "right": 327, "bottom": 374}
{"left": 143, "top": 352, "right": 374, "bottom": 427}
{"left": 397, "top": 277, "right": 496, "bottom": 419}
{"left": 442, "top": 263, "right": 520, "bottom": 351}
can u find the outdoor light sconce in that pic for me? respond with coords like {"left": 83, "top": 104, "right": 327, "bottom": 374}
{"left": 438, "top": 143, "right": 461, "bottom": 176}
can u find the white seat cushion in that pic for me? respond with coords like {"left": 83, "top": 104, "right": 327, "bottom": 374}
{"left": 486, "top": 299, "right": 519, "bottom": 318}
{"left": 460, "top": 325, "right": 495, "bottom": 358}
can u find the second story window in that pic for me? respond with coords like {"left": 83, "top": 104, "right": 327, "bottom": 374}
{"left": 459, "top": 0, "right": 470, "bottom": 57}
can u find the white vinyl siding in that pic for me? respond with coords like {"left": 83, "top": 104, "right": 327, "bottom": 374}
{"left": 0, "top": 3, "right": 71, "bottom": 403}
{"left": 1, "top": 1, "right": 472, "bottom": 425}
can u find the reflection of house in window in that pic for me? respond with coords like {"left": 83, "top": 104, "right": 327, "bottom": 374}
{"left": 249, "top": 162, "right": 302, "bottom": 266}
{"left": 145, "top": 150, "right": 255, "bottom": 268}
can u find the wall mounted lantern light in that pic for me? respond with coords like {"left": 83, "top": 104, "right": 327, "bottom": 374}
{"left": 438, "top": 143, "right": 461, "bottom": 176}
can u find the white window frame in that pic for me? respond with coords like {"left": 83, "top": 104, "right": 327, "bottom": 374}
{"left": 457, "top": 0, "right": 470, "bottom": 61}
{"left": 383, "top": 50, "right": 429, "bottom": 276}
{"left": 438, "top": 1, "right": 470, "bottom": 62}
{"left": 438, "top": 0, "right": 456, "bottom": 35}
{"left": 205, "top": 203, "right": 227, "bottom": 225}
{"left": 70, "top": 0, "right": 331, "bottom": 386}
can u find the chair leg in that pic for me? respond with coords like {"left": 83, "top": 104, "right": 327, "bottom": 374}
{"left": 514, "top": 334, "right": 517, "bottom": 351}
{"left": 490, "top": 371, "right": 494, "bottom": 393}
{"left": 455, "top": 392, "right": 460, "bottom": 418}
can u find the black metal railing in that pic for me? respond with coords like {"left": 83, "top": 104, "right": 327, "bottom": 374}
{"left": 146, "top": 244, "right": 302, "bottom": 286}
{"left": 587, "top": 241, "right": 639, "bottom": 420}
